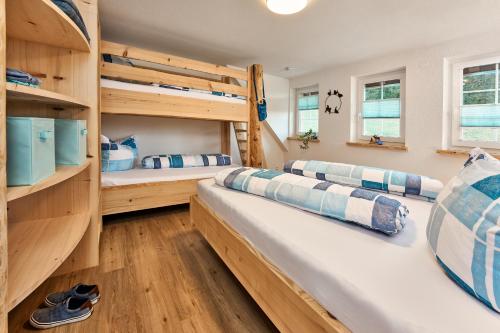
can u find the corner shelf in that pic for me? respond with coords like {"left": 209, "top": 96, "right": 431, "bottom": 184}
{"left": 7, "top": 158, "right": 91, "bottom": 202}
{"left": 6, "top": 0, "right": 90, "bottom": 52}
{"left": 7, "top": 211, "right": 91, "bottom": 310}
{"left": 6, "top": 83, "right": 90, "bottom": 108}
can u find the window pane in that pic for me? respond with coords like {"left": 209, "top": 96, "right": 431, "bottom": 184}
{"left": 383, "top": 80, "right": 400, "bottom": 99}
{"left": 461, "top": 127, "right": 500, "bottom": 142}
{"left": 463, "top": 91, "right": 496, "bottom": 105}
{"left": 364, "top": 83, "right": 381, "bottom": 101}
{"left": 363, "top": 119, "right": 400, "bottom": 138}
{"left": 463, "top": 64, "right": 496, "bottom": 91}
{"left": 298, "top": 109, "right": 319, "bottom": 133}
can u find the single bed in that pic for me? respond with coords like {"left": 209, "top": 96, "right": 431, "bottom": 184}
{"left": 101, "top": 165, "right": 236, "bottom": 215}
{"left": 192, "top": 178, "right": 499, "bottom": 333}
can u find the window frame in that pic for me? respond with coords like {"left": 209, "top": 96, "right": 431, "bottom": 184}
{"left": 356, "top": 70, "right": 406, "bottom": 143}
{"left": 451, "top": 56, "right": 500, "bottom": 149}
{"left": 295, "top": 85, "right": 320, "bottom": 136}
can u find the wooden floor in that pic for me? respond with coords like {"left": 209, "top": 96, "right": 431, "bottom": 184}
{"left": 8, "top": 205, "right": 278, "bottom": 333}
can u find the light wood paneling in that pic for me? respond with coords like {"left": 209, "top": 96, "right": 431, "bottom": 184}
{"left": 101, "top": 61, "right": 247, "bottom": 97}
{"left": 191, "top": 195, "right": 350, "bottom": 333}
{"left": 7, "top": 212, "right": 91, "bottom": 310}
{"left": 101, "top": 87, "right": 249, "bottom": 122}
{"left": 101, "top": 41, "right": 247, "bottom": 81}
{"left": 0, "top": 0, "right": 6, "bottom": 331}
{"left": 7, "top": 159, "right": 91, "bottom": 202}
{"left": 101, "top": 179, "right": 202, "bottom": 215}
{"left": 6, "top": 83, "right": 89, "bottom": 108}
{"left": 6, "top": 0, "right": 90, "bottom": 52}
{"left": 8, "top": 206, "right": 278, "bottom": 332}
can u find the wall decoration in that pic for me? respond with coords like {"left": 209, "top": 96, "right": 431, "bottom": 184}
{"left": 325, "top": 89, "right": 343, "bottom": 114}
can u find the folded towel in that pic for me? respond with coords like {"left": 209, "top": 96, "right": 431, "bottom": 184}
{"left": 142, "top": 154, "right": 232, "bottom": 169}
{"left": 284, "top": 160, "right": 443, "bottom": 200}
{"left": 7, "top": 68, "right": 40, "bottom": 87}
{"left": 216, "top": 167, "right": 409, "bottom": 235}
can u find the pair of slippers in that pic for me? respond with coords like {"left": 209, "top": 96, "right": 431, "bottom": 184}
{"left": 29, "top": 283, "right": 100, "bottom": 329}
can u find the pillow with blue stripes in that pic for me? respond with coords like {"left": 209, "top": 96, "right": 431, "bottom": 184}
{"left": 101, "top": 135, "right": 137, "bottom": 172}
{"left": 426, "top": 148, "right": 500, "bottom": 312}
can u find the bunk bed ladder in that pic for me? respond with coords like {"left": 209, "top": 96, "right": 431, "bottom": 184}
{"left": 233, "top": 122, "right": 249, "bottom": 165}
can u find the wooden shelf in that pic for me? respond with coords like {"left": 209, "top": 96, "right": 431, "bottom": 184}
{"left": 6, "top": 0, "right": 90, "bottom": 52}
{"left": 7, "top": 159, "right": 91, "bottom": 202}
{"left": 6, "top": 83, "right": 89, "bottom": 108}
{"left": 287, "top": 137, "right": 320, "bottom": 143}
{"left": 437, "top": 149, "right": 500, "bottom": 159}
{"left": 346, "top": 141, "right": 408, "bottom": 151}
{"left": 7, "top": 211, "right": 91, "bottom": 310}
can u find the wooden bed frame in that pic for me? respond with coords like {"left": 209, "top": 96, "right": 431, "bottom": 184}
{"left": 102, "top": 179, "right": 202, "bottom": 215}
{"left": 190, "top": 195, "right": 351, "bottom": 333}
{"left": 100, "top": 41, "right": 265, "bottom": 215}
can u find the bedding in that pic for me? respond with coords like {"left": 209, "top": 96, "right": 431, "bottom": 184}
{"left": 427, "top": 148, "right": 500, "bottom": 312}
{"left": 284, "top": 159, "right": 444, "bottom": 200}
{"left": 101, "top": 78, "right": 246, "bottom": 104}
{"left": 198, "top": 178, "right": 500, "bottom": 333}
{"left": 142, "top": 154, "right": 232, "bottom": 169}
{"left": 215, "top": 167, "right": 408, "bottom": 235}
{"left": 101, "top": 165, "right": 237, "bottom": 187}
{"left": 101, "top": 135, "right": 137, "bottom": 172}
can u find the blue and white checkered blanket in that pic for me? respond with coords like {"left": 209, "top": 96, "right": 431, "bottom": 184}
{"left": 427, "top": 148, "right": 500, "bottom": 312}
{"left": 216, "top": 167, "right": 409, "bottom": 235}
{"left": 284, "top": 160, "right": 443, "bottom": 200}
{"left": 142, "top": 154, "right": 232, "bottom": 169}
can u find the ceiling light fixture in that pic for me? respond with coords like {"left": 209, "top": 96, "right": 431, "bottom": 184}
{"left": 266, "top": 0, "right": 308, "bottom": 15}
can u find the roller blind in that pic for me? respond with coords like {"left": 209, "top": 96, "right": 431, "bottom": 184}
{"left": 460, "top": 63, "right": 500, "bottom": 128}
{"left": 298, "top": 93, "right": 319, "bottom": 111}
{"left": 362, "top": 80, "right": 401, "bottom": 119}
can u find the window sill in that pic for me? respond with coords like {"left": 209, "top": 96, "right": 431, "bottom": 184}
{"left": 287, "top": 137, "right": 320, "bottom": 143}
{"left": 346, "top": 141, "right": 408, "bottom": 151}
{"left": 436, "top": 149, "right": 500, "bottom": 159}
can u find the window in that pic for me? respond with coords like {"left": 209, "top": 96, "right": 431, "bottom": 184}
{"left": 357, "top": 71, "right": 405, "bottom": 142}
{"left": 296, "top": 86, "right": 319, "bottom": 135}
{"left": 452, "top": 58, "right": 500, "bottom": 148}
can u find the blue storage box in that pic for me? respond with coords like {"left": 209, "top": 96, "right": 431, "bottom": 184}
{"left": 55, "top": 119, "right": 87, "bottom": 165}
{"left": 7, "top": 117, "right": 55, "bottom": 186}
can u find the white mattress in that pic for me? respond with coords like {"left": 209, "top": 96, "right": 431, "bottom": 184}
{"left": 198, "top": 179, "right": 500, "bottom": 333}
{"left": 101, "top": 78, "right": 246, "bottom": 104}
{"left": 101, "top": 165, "right": 237, "bottom": 187}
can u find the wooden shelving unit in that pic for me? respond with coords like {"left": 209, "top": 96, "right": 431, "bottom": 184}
{"left": 7, "top": 212, "right": 91, "bottom": 310}
{"left": 5, "top": 0, "right": 90, "bottom": 52}
{"left": 6, "top": 83, "right": 90, "bottom": 108}
{"left": 0, "top": 0, "right": 100, "bottom": 329}
{"left": 7, "top": 158, "right": 91, "bottom": 202}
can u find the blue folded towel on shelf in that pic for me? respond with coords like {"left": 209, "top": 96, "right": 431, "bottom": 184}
{"left": 52, "top": 0, "right": 91, "bottom": 43}
{"left": 6, "top": 68, "right": 40, "bottom": 87}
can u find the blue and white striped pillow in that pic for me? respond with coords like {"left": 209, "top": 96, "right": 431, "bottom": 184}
{"left": 142, "top": 154, "right": 231, "bottom": 169}
{"left": 101, "top": 135, "right": 137, "bottom": 172}
{"left": 426, "top": 148, "right": 500, "bottom": 312}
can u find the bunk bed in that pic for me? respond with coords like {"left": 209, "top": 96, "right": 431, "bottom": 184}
{"left": 100, "top": 41, "right": 264, "bottom": 215}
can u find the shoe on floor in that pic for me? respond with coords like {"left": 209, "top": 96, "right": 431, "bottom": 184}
{"left": 44, "top": 283, "right": 100, "bottom": 307}
{"left": 30, "top": 296, "right": 93, "bottom": 329}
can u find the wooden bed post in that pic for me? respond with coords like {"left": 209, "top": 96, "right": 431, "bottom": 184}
{"left": 247, "top": 64, "right": 264, "bottom": 168}
{"left": 220, "top": 76, "right": 231, "bottom": 155}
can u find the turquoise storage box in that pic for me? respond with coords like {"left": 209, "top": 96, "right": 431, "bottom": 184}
{"left": 7, "top": 117, "right": 55, "bottom": 186}
{"left": 55, "top": 119, "right": 87, "bottom": 165}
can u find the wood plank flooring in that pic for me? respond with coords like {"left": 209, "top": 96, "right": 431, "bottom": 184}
{"left": 8, "top": 205, "right": 278, "bottom": 333}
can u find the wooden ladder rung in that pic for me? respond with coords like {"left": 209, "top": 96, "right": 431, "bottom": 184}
{"left": 235, "top": 129, "right": 247, "bottom": 133}
{"left": 237, "top": 139, "right": 247, "bottom": 143}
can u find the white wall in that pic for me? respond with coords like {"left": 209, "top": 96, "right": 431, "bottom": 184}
{"left": 287, "top": 30, "right": 500, "bottom": 182}
{"left": 102, "top": 115, "right": 221, "bottom": 163}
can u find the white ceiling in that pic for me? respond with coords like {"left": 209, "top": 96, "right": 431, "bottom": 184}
{"left": 100, "top": 0, "right": 500, "bottom": 78}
